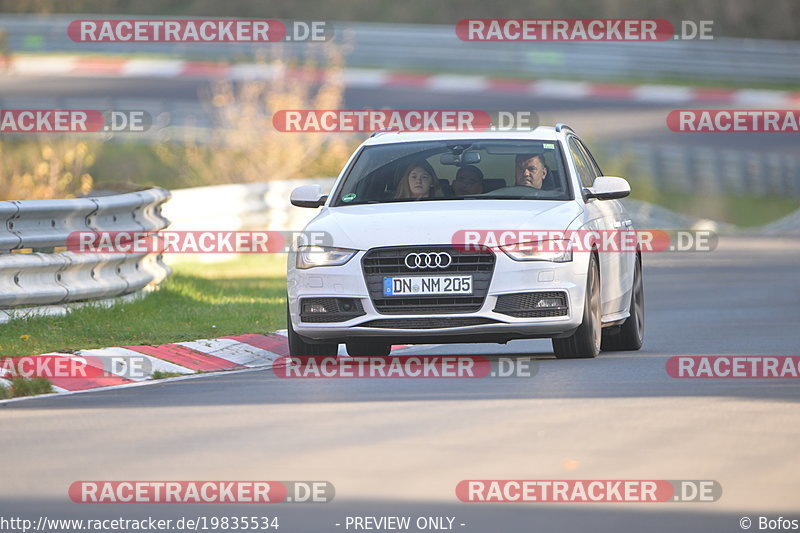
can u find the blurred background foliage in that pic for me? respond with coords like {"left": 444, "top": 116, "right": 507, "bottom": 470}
{"left": 0, "top": 46, "right": 354, "bottom": 200}
{"left": 154, "top": 45, "right": 355, "bottom": 186}
{"left": 0, "top": 138, "right": 95, "bottom": 200}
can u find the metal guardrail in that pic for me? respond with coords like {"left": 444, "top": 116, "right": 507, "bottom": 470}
{"left": 0, "top": 16, "right": 798, "bottom": 84}
{"left": 604, "top": 142, "right": 800, "bottom": 197}
{"left": 0, "top": 188, "right": 172, "bottom": 314}
{"left": 163, "top": 179, "right": 336, "bottom": 233}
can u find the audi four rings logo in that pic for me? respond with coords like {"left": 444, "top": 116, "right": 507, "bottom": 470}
{"left": 404, "top": 252, "right": 453, "bottom": 269}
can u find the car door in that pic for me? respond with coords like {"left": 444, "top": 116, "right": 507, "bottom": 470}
{"left": 567, "top": 136, "right": 629, "bottom": 319}
{"left": 578, "top": 139, "right": 636, "bottom": 318}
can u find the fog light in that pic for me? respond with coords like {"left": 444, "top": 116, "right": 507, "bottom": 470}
{"left": 304, "top": 303, "right": 328, "bottom": 313}
{"left": 536, "top": 298, "right": 563, "bottom": 308}
{"left": 339, "top": 300, "right": 353, "bottom": 312}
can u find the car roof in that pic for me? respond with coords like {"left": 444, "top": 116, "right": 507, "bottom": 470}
{"left": 363, "top": 126, "right": 563, "bottom": 146}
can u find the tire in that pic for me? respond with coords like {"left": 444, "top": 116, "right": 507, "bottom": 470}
{"left": 286, "top": 303, "right": 338, "bottom": 356}
{"left": 552, "top": 254, "right": 601, "bottom": 359}
{"left": 346, "top": 342, "right": 392, "bottom": 356}
{"left": 601, "top": 255, "right": 644, "bottom": 352}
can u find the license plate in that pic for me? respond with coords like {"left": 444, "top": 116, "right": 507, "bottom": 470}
{"left": 383, "top": 275, "right": 473, "bottom": 296}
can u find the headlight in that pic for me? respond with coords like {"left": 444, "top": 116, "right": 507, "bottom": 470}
{"left": 296, "top": 246, "right": 357, "bottom": 269}
{"left": 498, "top": 240, "right": 572, "bottom": 263}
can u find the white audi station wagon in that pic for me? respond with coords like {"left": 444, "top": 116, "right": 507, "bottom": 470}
{"left": 287, "top": 125, "right": 644, "bottom": 358}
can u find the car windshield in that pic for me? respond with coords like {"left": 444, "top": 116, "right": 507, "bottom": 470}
{"left": 330, "top": 139, "right": 572, "bottom": 206}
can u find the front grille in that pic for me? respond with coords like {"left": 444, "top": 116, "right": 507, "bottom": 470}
{"left": 362, "top": 245, "right": 495, "bottom": 314}
{"left": 300, "top": 297, "right": 365, "bottom": 323}
{"left": 494, "top": 291, "right": 568, "bottom": 318}
{"left": 360, "top": 317, "right": 499, "bottom": 329}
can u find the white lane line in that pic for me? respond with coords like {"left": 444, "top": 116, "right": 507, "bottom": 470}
{"left": 12, "top": 56, "right": 78, "bottom": 75}
{"left": 342, "top": 68, "right": 391, "bottom": 88}
{"left": 531, "top": 80, "right": 590, "bottom": 98}
{"left": 427, "top": 74, "right": 490, "bottom": 93}
{"left": 733, "top": 89, "right": 792, "bottom": 106}
{"left": 633, "top": 84, "right": 694, "bottom": 103}
{"left": 228, "top": 63, "right": 280, "bottom": 80}
{"left": 121, "top": 59, "right": 185, "bottom": 77}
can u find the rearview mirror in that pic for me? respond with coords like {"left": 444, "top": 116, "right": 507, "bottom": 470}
{"left": 584, "top": 176, "right": 630, "bottom": 200}
{"left": 440, "top": 152, "right": 481, "bottom": 166}
{"left": 290, "top": 185, "right": 327, "bottom": 208}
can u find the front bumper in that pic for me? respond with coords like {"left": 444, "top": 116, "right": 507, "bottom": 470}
{"left": 287, "top": 248, "right": 589, "bottom": 344}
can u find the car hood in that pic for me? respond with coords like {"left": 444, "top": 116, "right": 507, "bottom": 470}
{"left": 304, "top": 200, "right": 584, "bottom": 250}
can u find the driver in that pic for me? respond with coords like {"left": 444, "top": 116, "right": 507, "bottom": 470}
{"left": 515, "top": 153, "right": 549, "bottom": 189}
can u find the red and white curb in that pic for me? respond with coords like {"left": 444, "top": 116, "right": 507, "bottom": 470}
{"left": 0, "top": 331, "right": 410, "bottom": 403}
{"left": 7, "top": 55, "right": 800, "bottom": 106}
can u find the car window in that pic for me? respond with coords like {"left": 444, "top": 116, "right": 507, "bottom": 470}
{"left": 568, "top": 137, "right": 597, "bottom": 188}
{"left": 576, "top": 138, "right": 603, "bottom": 178}
{"left": 331, "top": 139, "right": 572, "bottom": 206}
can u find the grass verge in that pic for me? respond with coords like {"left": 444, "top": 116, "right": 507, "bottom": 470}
{"left": 628, "top": 189, "right": 799, "bottom": 227}
{"left": 0, "top": 254, "right": 288, "bottom": 358}
{"left": 151, "top": 370, "right": 188, "bottom": 380}
{"left": 0, "top": 377, "right": 53, "bottom": 399}
{"left": 616, "top": 166, "right": 800, "bottom": 227}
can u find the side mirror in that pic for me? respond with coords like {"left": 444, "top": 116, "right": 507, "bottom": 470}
{"left": 584, "top": 176, "right": 630, "bottom": 200}
{"left": 290, "top": 185, "right": 327, "bottom": 208}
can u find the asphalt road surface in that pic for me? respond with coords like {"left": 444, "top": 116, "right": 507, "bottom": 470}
{"left": 2, "top": 236, "right": 799, "bottom": 532}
